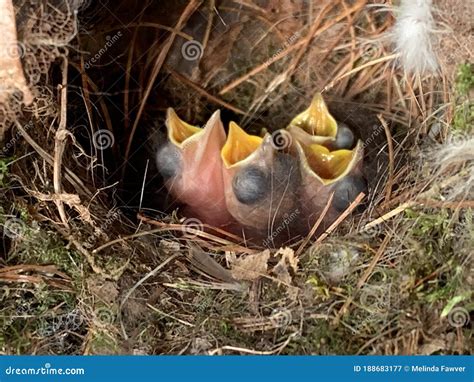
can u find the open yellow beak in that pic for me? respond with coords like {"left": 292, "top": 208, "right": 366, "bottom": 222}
{"left": 303, "top": 144, "right": 354, "bottom": 181}
{"left": 166, "top": 108, "right": 202, "bottom": 147}
{"left": 288, "top": 93, "right": 337, "bottom": 139}
{"left": 296, "top": 140, "right": 363, "bottom": 185}
{"left": 160, "top": 108, "right": 233, "bottom": 226}
{"left": 221, "top": 122, "right": 263, "bottom": 168}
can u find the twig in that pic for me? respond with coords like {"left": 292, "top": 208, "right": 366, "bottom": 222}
{"left": 378, "top": 114, "right": 395, "bottom": 202}
{"left": 324, "top": 54, "right": 399, "bottom": 91}
{"left": 208, "top": 331, "right": 299, "bottom": 355}
{"left": 218, "top": 39, "right": 306, "bottom": 95}
{"left": 92, "top": 227, "right": 170, "bottom": 254}
{"left": 416, "top": 199, "right": 474, "bottom": 209}
{"left": 137, "top": 213, "right": 257, "bottom": 253}
{"left": 220, "top": 0, "right": 367, "bottom": 95}
{"left": 53, "top": 57, "right": 70, "bottom": 227}
{"left": 14, "top": 121, "right": 91, "bottom": 197}
{"left": 146, "top": 303, "right": 195, "bottom": 327}
{"left": 361, "top": 201, "right": 415, "bottom": 233}
{"left": 315, "top": 192, "right": 366, "bottom": 244}
{"left": 166, "top": 67, "right": 247, "bottom": 115}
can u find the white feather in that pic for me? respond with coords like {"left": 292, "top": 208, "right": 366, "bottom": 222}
{"left": 392, "top": 0, "right": 438, "bottom": 74}
{"left": 432, "top": 136, "right": 474, "bottom": 199}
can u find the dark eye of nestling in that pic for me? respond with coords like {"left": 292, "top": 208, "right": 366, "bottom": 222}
{"left": 232, "top": 166, "right": 269, "bottom": 205}
{"left": 333, "top": 175, "right": 367, "bottom": 211}
{"left": 330, "top": 124, "right": 354, "bottom": 150}
{"left": 155, "top": 143, "right": 182, "bottom": 179}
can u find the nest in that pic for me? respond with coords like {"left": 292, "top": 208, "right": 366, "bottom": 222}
{"left": 0, "top": 0, "right": 472, "bottom": 355}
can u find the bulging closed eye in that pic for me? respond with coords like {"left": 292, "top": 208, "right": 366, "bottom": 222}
{"left": 156, "top": 142, "right": 182, "bottom": 179}
{"left": 333, "top": 175, "right": 367, "bottom": 211}
{"left": 331, "top": 124, "right": 355, "bottom": 150}
{"left": 232, "top": 166, "right": 269, "bottom": 204}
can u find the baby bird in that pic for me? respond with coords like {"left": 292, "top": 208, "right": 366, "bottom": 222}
{"left": 286, "top": 94, "right": 366, "bottom": 230}
{"left": 220, "top": 122, "right": 300, "bottom": 241}
{"left": 155, "top": 108, "right": 233, "bottom": 226}
{"left": 155, "top": 94, "right": 366, "bottom": 245}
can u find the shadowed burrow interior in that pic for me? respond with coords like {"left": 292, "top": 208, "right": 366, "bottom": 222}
{"left": 73, "top": 0, "right": 387, "bottom": 247}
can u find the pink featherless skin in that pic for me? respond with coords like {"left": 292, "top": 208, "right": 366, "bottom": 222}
{"left": 161, "top": 110, "right": 234, "bottom": 227}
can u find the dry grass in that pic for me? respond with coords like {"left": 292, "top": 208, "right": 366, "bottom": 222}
{"left": 0, "top": 0, "right": 472, "bottom": 355}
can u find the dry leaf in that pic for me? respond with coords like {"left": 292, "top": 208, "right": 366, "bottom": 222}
{"left": 276, "top": 247, "right": 298, "bottom": 272}
{"left": 230, "top": 250, "right": 270, "bottom": 281}
{"left": 159, "top": 239, "right": 181, "bottom": 253}
{"left": 188, "top": 245, "right": 237, "bottom": 283}
{"left": 272, "top": 247, "right": 298, "bottom": 285}
{"left": 419, "top": 340, "right": 445, "bottom": 355}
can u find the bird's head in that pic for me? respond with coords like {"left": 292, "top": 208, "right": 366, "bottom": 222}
{"left": 286, "top": 93, "right": 366, "bottom": 224}
{"left": 156, "top": 108, "right": 232, "bottom": 226}
{"left": 221, "top": 122, "right": 300, "bottom": 235}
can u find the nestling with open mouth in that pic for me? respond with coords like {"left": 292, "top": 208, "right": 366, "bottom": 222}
{"left": 155, "top": 93, "right": 367, "bottom": 246}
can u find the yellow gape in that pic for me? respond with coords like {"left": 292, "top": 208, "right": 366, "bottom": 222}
{"left": 304, "top": 144, "right": 354, "bottom": 181}
{"left": 166, "top": 108, "right": 202, "bottom": 147}
{"left": 221, "top": 122, "right": 263, "bottom": 168}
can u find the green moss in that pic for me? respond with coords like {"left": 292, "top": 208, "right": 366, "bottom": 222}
{"left": 401, "top": 206, "right": 472, "bottom": 333}
{"left": 12, "top": 228, "right": 81, "bottom": 279}
{"left": 452, "top": 63, "right": 473, "bottom": 133}
{"left": 286, "top": 320, "right": 361, "bottom": 355}
{"left": 455, "top": 63, "right": 474, "bottom": 96}
{"left": 0, "top": 205, "right": 86, "bottom": 354}
{"left": 404, "top": 208, "right": 453, "bottom": 256}
{"left": 0, "top": 284, "right": 78, "bottom": 354}
{"left": 0, "top": 157, "right": 12, "bottom": 187}
{"left": 90, "top": 330, "right": 118, "bottom": 354}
